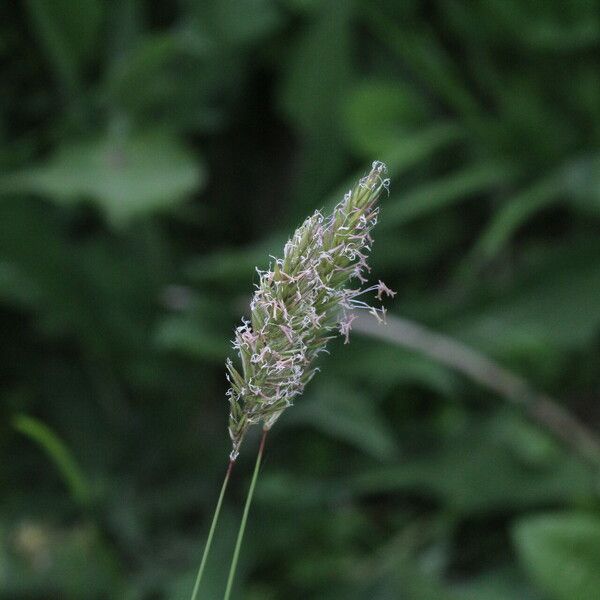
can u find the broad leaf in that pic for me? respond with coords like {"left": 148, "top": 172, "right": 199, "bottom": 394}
{"left": 513, "top": 512, "right": 600, "bottom": 600}
{"left": 3, "top": 134, "right": 204, "bottom": 226}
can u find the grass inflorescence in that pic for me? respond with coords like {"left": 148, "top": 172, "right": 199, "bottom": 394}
{"left": 226, "top": 160, "right": 395, "bottom": 459}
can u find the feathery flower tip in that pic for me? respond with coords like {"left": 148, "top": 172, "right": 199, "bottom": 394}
{"left": 226, "top": 161, "right": 393, "bottom": 460}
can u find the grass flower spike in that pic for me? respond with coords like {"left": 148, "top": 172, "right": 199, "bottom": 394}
{"left": 226, "top": 161, "right": 395, "bottom": 460}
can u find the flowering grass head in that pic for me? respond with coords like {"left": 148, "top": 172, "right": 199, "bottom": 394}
{"left": 226, "top": 161, "right": 395, "bottom": 459}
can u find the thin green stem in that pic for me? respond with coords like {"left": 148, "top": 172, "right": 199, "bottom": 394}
{"left": 190, "top": 460, "right": 234, "bottom": 600}
{"left": 223, "top": 430, "right": 268, "bottom": 600}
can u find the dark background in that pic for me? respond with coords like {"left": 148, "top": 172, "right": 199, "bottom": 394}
{"left": 2, "top": 1, "right": 600, "bottom": 598}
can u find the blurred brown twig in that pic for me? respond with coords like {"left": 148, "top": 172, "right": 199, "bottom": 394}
{"left": 354, "top": 313, "right": 600, "bottom": 469}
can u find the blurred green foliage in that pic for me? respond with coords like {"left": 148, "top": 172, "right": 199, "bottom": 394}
{"left": 1, "top": 1, "right": 600, "bottom": 598}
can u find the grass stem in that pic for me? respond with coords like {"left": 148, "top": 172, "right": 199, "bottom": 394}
{"left": 223, "top": 430, "right": 268, "bottom": 600}
{"left": 190, "top": 460, "right": 234, "bottom": 600}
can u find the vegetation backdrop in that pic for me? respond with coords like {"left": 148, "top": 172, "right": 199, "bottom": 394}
{"left": 1, "top": 1, "right": 600, "bottom": 598}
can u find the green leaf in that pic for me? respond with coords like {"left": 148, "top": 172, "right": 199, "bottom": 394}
{"left": 106, "top": 33, "right": 193, "bottom": 108}
{"left": 284, "top": 379, "right": 399, "bottom": 461}
{"left": 154, "top": 314, "right": 229, "bottom": 363}
{"left": 13, "top": 414, "right": 91, "bottom": 506}
{"left": 103, "top": 31, "right": 228, "bottom": 132}
{"left": 185, "top": 236, "right": 283, "bottom": 286}
{"left": 452, "top": 240, "right": 600, "bottom": 353}
{"left": 278, "top": 0, "right": 353, "bottom": 206}
{"left": 468, "top": 174, "right": 561, "bottom": 263}
{"left": 564, "top": 154, "right": 600, "bottom": 215}
{"left": 442, "top": 0, "right": 600, "bottom": 50}
{"left": 335, "top": 340, "right": 460, "bottom": 396}
{"left": 25, "top": 0, "right": 102, "bottom": 93}
{"left": 2, "top": 133, "right": 204, "bottom": 226}
{"left": 513, "top": 512, "right": 600, "bottom": 600}
{"left": 0, "top": 261, "right": 41, "bottom": 308}
{"left": 322, "top": 123, "right": 462, "bottom": 211}
{"left": 381, "top": 162, "right": 513, "bottom": 230}
{"left": 347, "top": 415, "right": 595, "bottom": 514}
{"left": 364, "top": 9, "right": 480, "bottom": 118}
{"left": 200, "top": 0, "right": 282, "bottom": 45}
{"left": 279, "top": 1, "right": 352, "bottom": 136}
{"left": 453, "top": 568, "right": 541, "bottom": 600}
{"left": 342, "top": 80, "right": 430, "bottom": 156}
